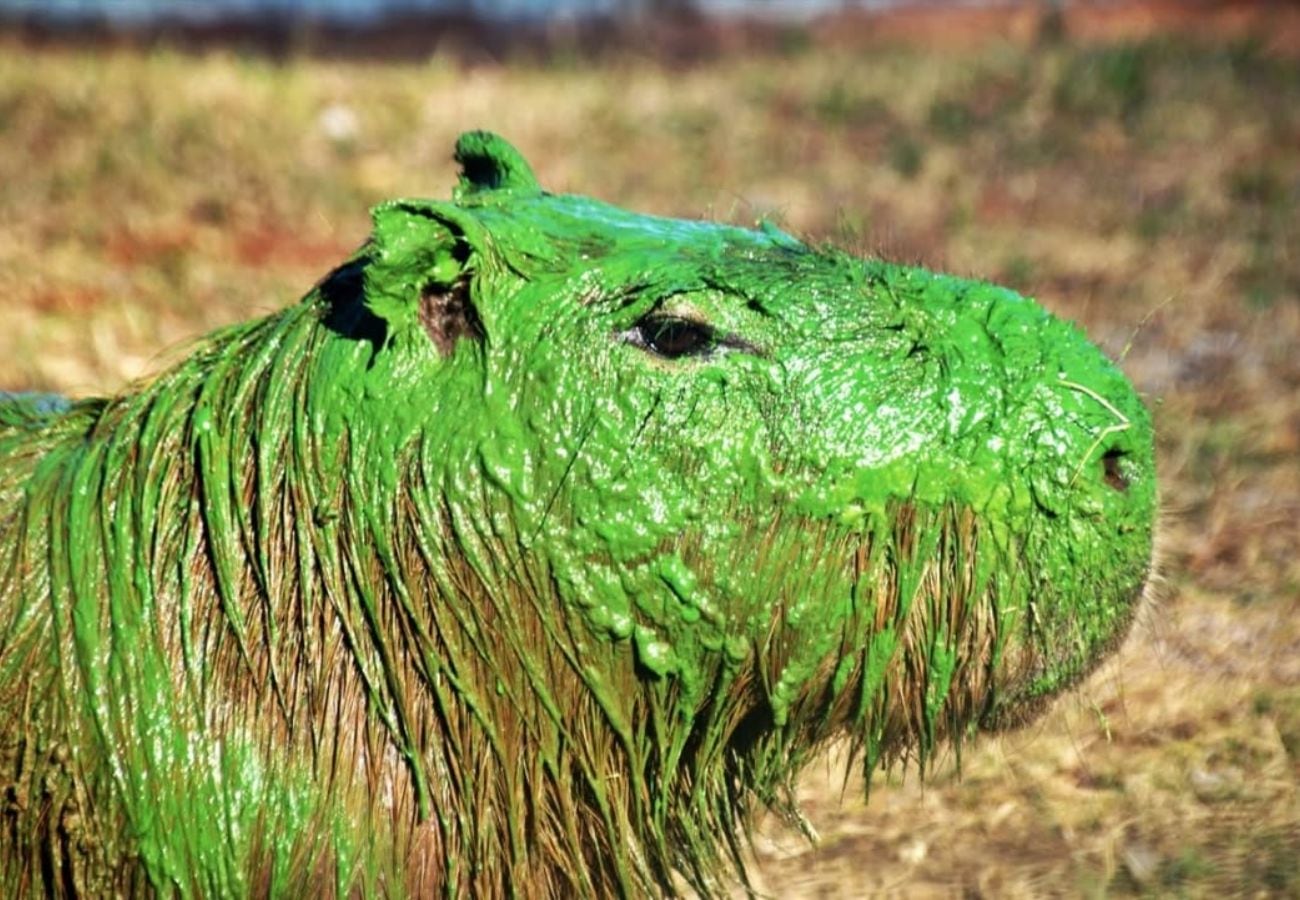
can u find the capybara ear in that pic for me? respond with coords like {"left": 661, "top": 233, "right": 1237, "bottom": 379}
{"left": 361, "top": 201, "right": 484, "bottom": 356}
{"left": 453, "top": 131, "right": 541, "bottom": 198}
{"left": 416, "top": 266, "right": 482, "bottom": 357}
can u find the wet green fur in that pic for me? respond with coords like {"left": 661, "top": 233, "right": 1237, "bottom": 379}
{"left": 0, "top": 133, "right": 1155, "bottom": 897}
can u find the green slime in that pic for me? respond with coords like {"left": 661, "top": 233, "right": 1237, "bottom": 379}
{"left": 0, "top": 132, "right": 1155, "bottom": 897}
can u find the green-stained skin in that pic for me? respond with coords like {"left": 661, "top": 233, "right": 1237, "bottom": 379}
{"left": 0, "top": 132, "right": 1155, "bottom": 898}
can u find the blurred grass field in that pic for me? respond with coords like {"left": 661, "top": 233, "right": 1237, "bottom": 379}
{"left": 1, "top": 16, "right": 1297, "bottom": 898}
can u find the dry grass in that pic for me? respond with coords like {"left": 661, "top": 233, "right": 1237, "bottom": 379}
{"left": 0, "top": 22, "right": 1296, "bottom": 897}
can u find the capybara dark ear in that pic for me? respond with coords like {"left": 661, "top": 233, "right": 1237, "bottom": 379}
{"left": 361, "top": 201, "right": 485, "bottom": 356}
{"left": 453, "top": 131, "right": 541, "bottom": 198}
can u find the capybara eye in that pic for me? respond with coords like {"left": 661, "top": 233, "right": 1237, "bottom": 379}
{"left": 636, "top": 316, "right": 716, "bottom": 359}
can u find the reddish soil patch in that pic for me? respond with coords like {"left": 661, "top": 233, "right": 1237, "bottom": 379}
{"left": 26, "top": 285, "right": 107, "bottom": 314}
{"left": 229, "top": 226, "right": 354, "bottom": 269}
{"left": 104, "top": 225, "right": 195, "bottom": 268}
{"left": 815, "top": 1, "right": 1300, "bottom": 56}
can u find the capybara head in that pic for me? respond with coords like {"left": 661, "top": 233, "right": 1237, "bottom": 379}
{"left": 0, "top": 132, "right": 1155, "bottom": 898}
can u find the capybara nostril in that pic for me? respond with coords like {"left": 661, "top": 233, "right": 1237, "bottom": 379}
{"left": 1103, "top": 448, "right": 1131, "bottom": 492}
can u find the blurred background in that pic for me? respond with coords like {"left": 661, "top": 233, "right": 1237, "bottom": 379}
{"left": 1, "top": 0, "right": 1296, "bottom": 895}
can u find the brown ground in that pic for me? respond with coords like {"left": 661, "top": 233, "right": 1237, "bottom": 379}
{"left": 0, "top": 3, "right": 1297, "bottom": 896}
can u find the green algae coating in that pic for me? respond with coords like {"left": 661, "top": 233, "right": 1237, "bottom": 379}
{"left": 0, "top": 131, "right": 1155, "bottom": 898}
